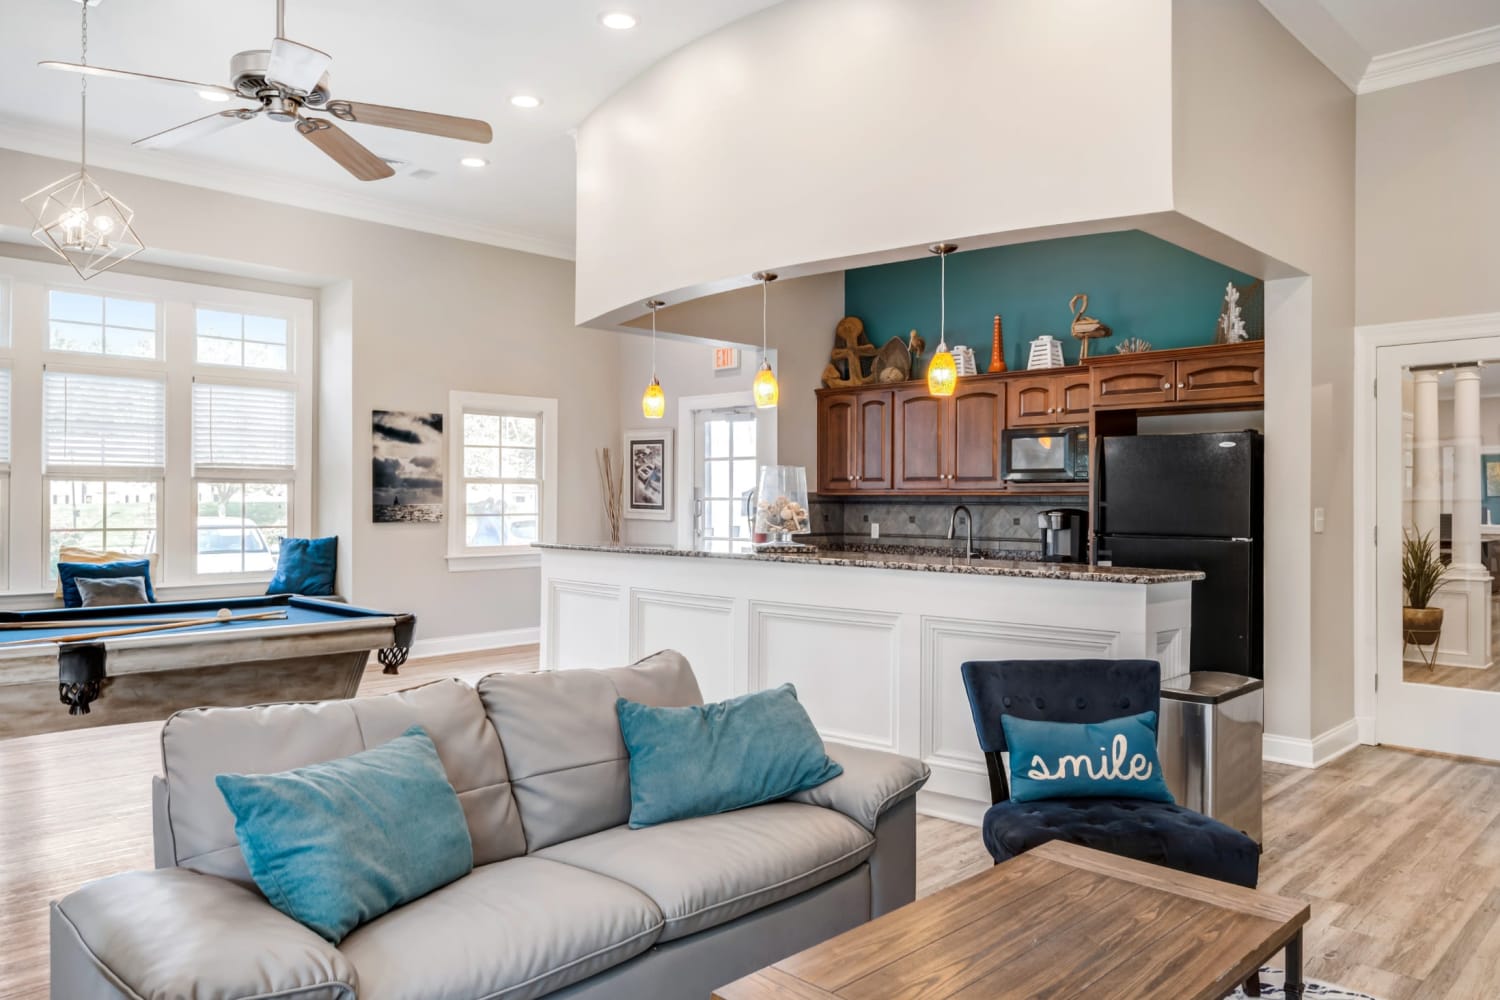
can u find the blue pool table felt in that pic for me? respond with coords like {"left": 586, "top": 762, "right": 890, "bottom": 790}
{"left": 0, "top": 598, "right": 393, "bottom": 645}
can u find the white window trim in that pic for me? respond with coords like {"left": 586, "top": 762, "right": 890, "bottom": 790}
{"left": 43, "top": 283, "right": 163, "bottom": 363}
{"left": 0, "top": 276, "right": 12, "bottom": 349}
{"left": 446, "top": 390, "right": 558, "bottom": 571}
{"left": 192, "top": 299, "right": 298, "bottom": 375}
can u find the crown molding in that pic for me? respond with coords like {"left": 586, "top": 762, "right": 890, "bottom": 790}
{"left": 1359, "top": 24, "right": 1500, "bottom": 94}
{"left": 0, "top": 117, "right": 576, "bottom": 261}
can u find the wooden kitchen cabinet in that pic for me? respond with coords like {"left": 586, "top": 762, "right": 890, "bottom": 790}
{"left": 894, "top": 380, "right": 1005, "bottom": 490}
{"left": 1007, "top": 368, "right": 1090, "bottom": 426}
{"left": 817, "top": 388, "right": 892, "bottom": 492}
{"left": 1175, "top": 350, "right": 1264, "bottom": 404}
{"left": 893, "top": 387, "right": 948, "bottom": 490}
{"left": 1088, "top": 342, "right": 1264, "bottom": 410}
{"left": 1090, "top": 357, "right": 1178, "bottom": 408}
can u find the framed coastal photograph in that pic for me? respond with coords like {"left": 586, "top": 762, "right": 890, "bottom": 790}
{"left": 372, "top": 410, "right": 445, "bottom": 523}
{"left": 624, "top": 429, "right": 673, "bottom": 521}
{"left": 1486, "top": 455, "right": 1500, "bottom": 498}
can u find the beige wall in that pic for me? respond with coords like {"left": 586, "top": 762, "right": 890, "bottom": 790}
{"left": 1172, "top": 0, "right": 1357, "bottom": 744}
{"left": 0, "top": 147, "right": 617, "bottom": 641}
{"left": 1356, "top": 63, "right": 1500, "bottom": 326}
{"left": 575, "top": 0, "right": 1175, "bottom": 325}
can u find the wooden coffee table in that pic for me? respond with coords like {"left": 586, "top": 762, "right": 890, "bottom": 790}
{"left": 714, "top": 840, "right": 1310, "bottom": 1000}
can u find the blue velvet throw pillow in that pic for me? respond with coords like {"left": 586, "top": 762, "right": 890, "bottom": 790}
{"left": 617, "top": 683, "right": 843, "bottom": 828}
{"left": 1001, "top": 711, "right": 1174, "bottom": 804}
{"left": 214, "top": 725, "right": 473, "bottom": 943}
{"left": 57, "top": 559, "right": 156, "bottom": 609}
{"left": 265, "top": 536, "right": 338, "bottom": 596}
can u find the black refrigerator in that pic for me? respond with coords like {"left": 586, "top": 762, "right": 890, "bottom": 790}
{"left": 1094, "top": 431, "right": 1263, "bottom": 678}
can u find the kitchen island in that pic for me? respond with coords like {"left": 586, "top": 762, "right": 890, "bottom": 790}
{"left": 536, "top": 542, "right": 1202, "bottom": 823}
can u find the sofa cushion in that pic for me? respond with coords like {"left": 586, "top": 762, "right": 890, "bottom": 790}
{"left": 536, "top": 801, "right": 874, "bottom": 942}
{"left": 338, "top": 856, "right": 663, "bottom": 1000}
{"left": 477, "top": 650, "right": 703, "bottom": 851}
{"left": 162, "top": 679, "right": 525, "bottom": 887}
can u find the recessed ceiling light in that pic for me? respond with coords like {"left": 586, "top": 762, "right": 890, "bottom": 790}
{"left": 510, "top": 94, "right": 542, "bottom": 109}
{"left": 600, "top": 11, "right": 638, "bottom": 30}
{"left": 199, "top": 90, "right": 230, "bottom": 102}
{"left": 459, "top": 156, "right": 488, "bottom": 168}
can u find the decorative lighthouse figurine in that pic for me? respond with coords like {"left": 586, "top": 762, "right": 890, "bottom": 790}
{"left": 988, "top": 315, "right": 1007, "bottom": 373}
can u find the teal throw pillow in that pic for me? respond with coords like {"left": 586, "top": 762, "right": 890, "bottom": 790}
{"left": 617, "top": 683, "right": 843, "bottom": 828}
{"left": 1001, "top": 711, "right": 1174, "bottom": 804}
{"left": 215, "top": 725, "right": 473, "bottom": 942}
{"left": 266, "top": 536, "right": 338, "bottom": 596}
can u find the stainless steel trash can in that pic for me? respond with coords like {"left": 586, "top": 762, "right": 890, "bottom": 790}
{"left": 1158, "top": 671, "right": 1264, "bottom": 843}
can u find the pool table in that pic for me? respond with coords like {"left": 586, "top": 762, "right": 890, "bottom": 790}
{"left": 0, "top": 595, "right": 415, "bottom": 739}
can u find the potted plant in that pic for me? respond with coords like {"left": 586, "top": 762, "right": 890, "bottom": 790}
{"left": 1402, "top": 528, "right": 1448, "bottom": 655}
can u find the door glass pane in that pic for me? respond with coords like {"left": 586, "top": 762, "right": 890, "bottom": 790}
{"left": 733, "top": 459, "right": 758, "bottom": 497}
{"left": 706, "top": 419, "right": 729, "bottom": 459}
{"left": 732, "top": 417, "right": 755, "bottom": 457}
{"left": 706, "top": 460, "right": 731, "bottom": 500}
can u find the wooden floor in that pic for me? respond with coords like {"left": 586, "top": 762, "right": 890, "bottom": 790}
{"left": 3, "top": 650, "right": 1499, "bottom": 999}
{"left": 1402, "top": 596, "right": 1500, "bottom": 692}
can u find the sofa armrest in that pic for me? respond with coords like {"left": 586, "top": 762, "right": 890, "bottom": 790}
{"left": 790, "top": 742, "right": 930, "bottom": 832}
{"left": 52, "top": 868, "right": 357, "bottom": 1000}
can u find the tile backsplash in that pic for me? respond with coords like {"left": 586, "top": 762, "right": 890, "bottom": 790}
{"left": 808, "top": 494, "right": 1089, "bottom": 554}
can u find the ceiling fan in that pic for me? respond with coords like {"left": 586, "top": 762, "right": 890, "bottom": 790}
{"left": 39, "top": 0, "right": 494, "bottom": 181}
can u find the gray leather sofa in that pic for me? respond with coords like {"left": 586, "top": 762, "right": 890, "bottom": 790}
{"left": 49, "top": 651, "right": 930, "bottom": 999}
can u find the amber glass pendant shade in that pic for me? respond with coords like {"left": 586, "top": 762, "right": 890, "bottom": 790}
{"left": 927, "top": 349, "right": 957, "bottom": 396}
{"left": 642, "top": 376, "right": 665, "bottom": 419}
{"left": 753, "top": 361, "right": 780, "bottom": 408}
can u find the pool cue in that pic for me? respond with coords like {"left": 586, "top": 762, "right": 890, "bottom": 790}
{"left": 0, "top": 609, "right": 289, "bottom": 646}
{"left": 3, "top": 615, "right": 251, "bottom": 629}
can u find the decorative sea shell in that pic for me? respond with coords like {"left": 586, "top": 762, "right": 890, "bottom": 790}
{"left": 1116, "top": 337, "right": 1152, "bottom": 354}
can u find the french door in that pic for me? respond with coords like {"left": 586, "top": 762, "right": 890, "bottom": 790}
{"left": 1375, "top": 336, "right": 1500, "bottom": 759}
{"left": 692, "top": 406, "right": 757, "bottom": 552}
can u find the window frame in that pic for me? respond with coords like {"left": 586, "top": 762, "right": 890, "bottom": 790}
{"left": 192, "top": 302, "right": 296, "bottom": 374}
{"left": 42, "top": 475, "right": 165, "bottom": 579}
{"left": 190, "top": 477, "right": 292, "bottom": 577}
{"left": 44, "top": 284, "right": 163, "bottom": 362}
{"left": 447, "top": 390, "right": 558, "bottom": 571}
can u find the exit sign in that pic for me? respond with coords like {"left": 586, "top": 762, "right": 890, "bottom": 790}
{"left": 713, "top": 347, "right": 740, "bottom": 371}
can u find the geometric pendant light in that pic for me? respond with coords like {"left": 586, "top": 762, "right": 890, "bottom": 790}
{"left": 641, "top": 299, "right": 666, "bottom": 419}
{"left": 926, "top": 243, "right": 958, "bottom": 397}
{"left": 21, "top": 0, "right": 145, "bottom": 280}
{"left": 750, "top": 271, "right": 779, "bottom": 409}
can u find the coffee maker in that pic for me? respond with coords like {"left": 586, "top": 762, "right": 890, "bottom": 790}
{"left": 1038, "top": 508, "right": 1089, "bottom": 563}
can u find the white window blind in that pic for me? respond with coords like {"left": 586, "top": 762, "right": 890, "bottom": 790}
{"left": 192, "top": 382, "right": 296, "bottom": 470}
{"left": 0, "top": 369, "right": 11, "bottom": 466}
{"left": 43, "top": 370, "right": 166, "bottom": 469}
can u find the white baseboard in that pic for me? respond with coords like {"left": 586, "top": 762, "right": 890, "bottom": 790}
{"left": 1356, "top": 715, "right": 1376, "bottom": 745}
{"left": 916, "top": 789, "right": 986, "bottom": 828}
{"left": 409, "top": 627, "right": 540, "bottom": 660}
{"left": 1263, "top": 718, "right": 1362, "bottom": 768}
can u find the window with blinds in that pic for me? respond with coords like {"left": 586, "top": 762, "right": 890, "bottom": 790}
{"left": 192, "top": 382, "right": 297, "bottom": 470}
{"left": 42, "top": 370, "right": 166, "bottom": 470}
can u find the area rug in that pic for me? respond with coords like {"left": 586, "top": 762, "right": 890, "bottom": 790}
{"left": 1227, "top": 967, "right": 1381, "bottom": 999}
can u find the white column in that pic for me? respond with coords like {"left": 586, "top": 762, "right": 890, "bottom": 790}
{"left": 1431, "top": 367, "right": 1492, "bottom": 669}
{"left": 1411, "top": 370, "right": 1441, "bottom": 541}
{"left": 1451, "top": 369, "right": 1484, "bottom": 571}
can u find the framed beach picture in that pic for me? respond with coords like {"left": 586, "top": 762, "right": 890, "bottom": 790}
{"left": 372, "top": 410, "right": 445, "bottom": 523}
{"left": 1486, "top": 455, "right": 1500, "bottom": 498}
{"left": 624, "top": 429, "right": 673, "bottom": 521}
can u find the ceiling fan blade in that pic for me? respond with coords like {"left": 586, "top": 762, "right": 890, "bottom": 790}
{"left": 267, "top": 38, "right": 332, "bottom": 95}
{"left": 296, "top": 117, "right": 394, "bottom": 181}
{"left": 135, "top": 110, "right": 256, "bottom": 150}
{"left": 39, "top": 60, "right": 239, "bottom": 99}
{"left": 325, "top": 100, "right": 493, "bottom": 143}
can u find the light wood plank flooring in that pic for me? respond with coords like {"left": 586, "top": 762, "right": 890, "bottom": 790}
{"left": 3, "top": 649, "right": 1498, "bottom": 999}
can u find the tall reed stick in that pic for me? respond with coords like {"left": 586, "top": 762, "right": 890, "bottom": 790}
{"left": 597, "top": 447, "right": 624, "bottom": 544}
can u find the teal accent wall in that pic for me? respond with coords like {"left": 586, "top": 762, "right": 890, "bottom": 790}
{"left": 1484, "top": 455, "right": 1500, "bottom": 526}
{"left": 843, "top": 231, "right": 1256, "bottom": 369}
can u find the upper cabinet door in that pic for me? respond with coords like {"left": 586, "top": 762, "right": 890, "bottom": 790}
{"left": 951, "top": 382, "right": 1005, "bottom": 490}
{"left": 1175, "top": 348, "right": 1265, "bottom": 405}
{"left": 1091, "top": 359, "right": 1177, "bottom": 408}
{"left": 1056, "top": 372, "right": 1092, "bottom": 423}
{"left": 855, "top": 390, "right": 894, "bottom": 490}
{"left": 1007, "top": 376, "right": 1057, "bottom": 427}
{"left": 816, "top": 394, "right": 857, "bottom": 493}
{"left": 894, "top": 387, "right": 948, "bottom": 490}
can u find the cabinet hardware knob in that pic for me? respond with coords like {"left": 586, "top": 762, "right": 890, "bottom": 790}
{"left": 1178, "top": 383, "right": 1185, "bottom": 389}
{"left": 1162, "top": 383, "right": 1171, "bottom": 390}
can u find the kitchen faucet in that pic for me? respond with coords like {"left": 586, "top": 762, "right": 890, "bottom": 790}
{"left": 948, "top": 504, "right": 974, "bottom": 560}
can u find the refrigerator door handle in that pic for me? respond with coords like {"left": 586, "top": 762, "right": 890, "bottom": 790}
{"left": 1230, "top": 537, "right": 1253, "bottom": 543}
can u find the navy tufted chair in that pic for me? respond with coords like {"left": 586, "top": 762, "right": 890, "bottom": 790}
{"left": 960, "top": 659, "right": 1260, "bottom": 890}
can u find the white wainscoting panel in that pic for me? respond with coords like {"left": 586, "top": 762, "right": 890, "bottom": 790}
{"left": 629, "top": 589, "right": 738, "bottom": 702}
{"left": 750, "top": 601, "right": 901, "bottom": 751}
{"left": 546, "top": 579, "right": 623, "bottom": 669}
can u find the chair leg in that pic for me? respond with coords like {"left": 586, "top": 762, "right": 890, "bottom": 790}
{"left": 1243, "top": 969, "right": 1261, "bottom": 996}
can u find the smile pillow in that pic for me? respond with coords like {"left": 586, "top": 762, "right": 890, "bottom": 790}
{"left": 1000, "top": 711, "right": 1173, "bottom": 804}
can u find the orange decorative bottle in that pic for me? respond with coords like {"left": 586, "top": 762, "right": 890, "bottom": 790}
{"left": 988, "top": 315, "right": 1007, "bottom": 372}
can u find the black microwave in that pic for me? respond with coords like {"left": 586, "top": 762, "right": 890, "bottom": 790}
{"left": 1001, "top": 426, "right": 1089, "bottom": 482}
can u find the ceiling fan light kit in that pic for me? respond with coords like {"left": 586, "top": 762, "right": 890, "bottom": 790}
{"left": 23, "top": 0, "right": 144, "bottom": 279}
{"left": 36, "top": 0, "right": 494, "bottom": 182}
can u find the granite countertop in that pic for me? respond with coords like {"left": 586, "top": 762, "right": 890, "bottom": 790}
{"left": 533, "top": 542, "right": 1204, "bottom": 585}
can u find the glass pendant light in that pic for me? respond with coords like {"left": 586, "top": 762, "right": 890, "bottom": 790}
{"left": 641, "top": 299, "right": 666, "bottom": 419}
{"left": 927, "top": 243, "right": 958, "bottom": 396}
{"left": 751, "top": 271, "right": 779, "bottom": 409}
{"left": 21, "top": 0, "right": 145, "bottom": 280}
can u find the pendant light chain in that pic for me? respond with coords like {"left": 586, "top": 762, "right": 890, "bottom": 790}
{"left": 651, "top": 302, "right": 657, "bottom": 376}
{"left": 761, "top": 278, "right": 769, "bottom": 359}
{"left": 938, "top": 247, "right": 946, "bottom": 350}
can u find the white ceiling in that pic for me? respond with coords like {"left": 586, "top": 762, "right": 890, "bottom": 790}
{"left": 1258, "top": 0, "right": 1500, "bottom": 93}
{"left": 0, "top": 0, "right": 782, "bottom": 259}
